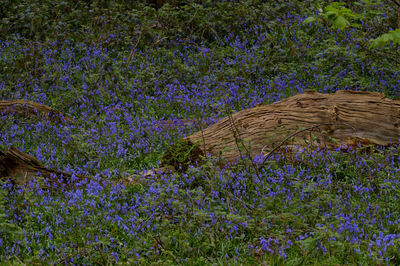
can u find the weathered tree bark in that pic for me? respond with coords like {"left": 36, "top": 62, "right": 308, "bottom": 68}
{"left": 0, "top": 100, "right": 72, "bottom": 123}
{"left": 391, "top": 0, "right": 400, "bottom": 28}
{"left": 397, "top": 2, "right": 400, "bottom": 28}
{"left": 163, "top": 90, "right": 400, "bottom": 167}
{"left": 0, "top": 147, "right": 83, "bottom": 188}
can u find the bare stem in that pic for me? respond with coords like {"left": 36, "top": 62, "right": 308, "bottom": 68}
{"left": 258, "top": 122, "right": 357, "bottom": 173}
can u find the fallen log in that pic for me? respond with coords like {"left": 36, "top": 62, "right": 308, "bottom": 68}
{"left": 0, "top": 100, "right": 73, "bottom": 123}
{"left": 0, "top": 147, "right": 83, "bottom": 188}
{"left": 162, "top": 90, "right": 400, "bottom": 168}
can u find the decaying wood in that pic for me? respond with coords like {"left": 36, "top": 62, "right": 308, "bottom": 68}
{"left": 163, "top": 90, "right": 400, "bottom": 166}
{"left": 395, "top": 0, "right": 400, "bottom": 28}
{"left": 0, "top": 147, "right": 83, "bottom": 188}
{"left": 398, "top": 4, "right": 400, "bottom": 28}
{"left": 0, "top": 100, "right": 73, "bottom": 123}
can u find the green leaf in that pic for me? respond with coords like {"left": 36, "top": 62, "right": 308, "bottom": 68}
{"left": 303, "top": 16, "right": 316, "bottom": 24}
{"left": 371, "top": 29, "right": 400, "bottom": 48}
{"left": 392, "top": 29, "right": 400, "bottom": 44}
{"left": 325, "top": 11, "right": 338, "bottom": 20}
{"left": 370, "top": 34, "right": 389, "bottom": 48}
{"left": 382, "top": 33, "right": 394, "bottom": 42}
{"left": 333, "top": 16, "right": 350, "bottom": 30}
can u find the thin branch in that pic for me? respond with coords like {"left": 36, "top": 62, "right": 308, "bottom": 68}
{"left": 125, "top": 33, "right": 142, "bottom": 68}
{"left": 154, "top": 236, "right": 181, "bottom": 265}
{"left": 226, "top": 110, "right": 262, "bottom": 178}
{"left": 227, "top": 112, "right": 245, "bottom": 161}
{"left": 391, "top": 0, "right": 400, "bottom": 8}
{"left": 227, "top": 191, "right": 255, "bottom": 210}
{"left": 13, "top": 255, "right": 26, "bottom": 266}
{"left": 258, "top": 122, "right": 357, "bottom": 172}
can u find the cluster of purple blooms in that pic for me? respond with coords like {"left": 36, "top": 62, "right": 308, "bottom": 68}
{"left": 1, "top": 4, "right": 400, "bottom": 264}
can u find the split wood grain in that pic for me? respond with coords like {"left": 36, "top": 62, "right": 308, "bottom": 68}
{"left": 180, "top": 90, "right": 400, "bottom": 163}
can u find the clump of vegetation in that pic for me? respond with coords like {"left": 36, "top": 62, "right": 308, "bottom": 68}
{"left": 0, "top": 0, "right": 400, "bottom": 264}
{"left": 161, "top": 139, "right": 203, "bottom": 171}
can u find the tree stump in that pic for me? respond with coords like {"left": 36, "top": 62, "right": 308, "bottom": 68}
{"left": 163, "top": 90, "right": 400, "bottom": 167}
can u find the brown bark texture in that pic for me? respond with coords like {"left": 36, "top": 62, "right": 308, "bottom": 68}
{"left": 397, "top": 4, "right": 400, "bottom": 28}
{"left": 0, "top": 147, "right": 82, "bottom": 188}
{"left": 164, "top": 90, "right": 400, "bottom": 166}
{"left": 0, "top": 100, "right": 72, "bottom": 123}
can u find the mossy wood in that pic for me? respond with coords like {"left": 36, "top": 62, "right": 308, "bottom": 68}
{"left": 0, "top": 147, "right": 83, "bottom": 188}
{"left": 164, "top": 90, "right": 400, "bottom": 166}
{"left": 0, "top": 100, "right": 72, "bottom": 123}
